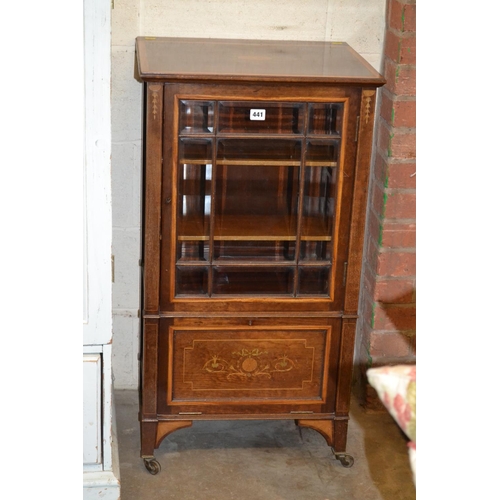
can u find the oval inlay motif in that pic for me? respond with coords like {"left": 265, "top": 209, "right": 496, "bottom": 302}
{"left": 241, "top": 357, "right": 258, "bottom": 372}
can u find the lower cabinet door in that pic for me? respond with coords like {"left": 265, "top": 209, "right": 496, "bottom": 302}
{"left": 83, "top": 353, "right": 102, "bottom": 469}
{"left": 157, "top": 320, "right": 340, "bottom": 414}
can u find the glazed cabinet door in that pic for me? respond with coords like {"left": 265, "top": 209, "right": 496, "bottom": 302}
{"left": 157, "top": 85, "right": 361, "bottom": 313}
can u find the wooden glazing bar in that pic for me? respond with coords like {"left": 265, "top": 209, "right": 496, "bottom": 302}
{"left": 293, "top": 103, "right": 310, "bottom": 296}
{"left": 207, "top": 101, "right": 219, "bottom": 296}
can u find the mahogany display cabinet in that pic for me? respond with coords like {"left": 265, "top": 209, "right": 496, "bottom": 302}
{"left": 135, "top": 37, "right": 385, "bottom": 474}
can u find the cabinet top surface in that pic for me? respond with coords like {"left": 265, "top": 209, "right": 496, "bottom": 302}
{"left": 136, "top": 37, "right": 385, "bottom": 85}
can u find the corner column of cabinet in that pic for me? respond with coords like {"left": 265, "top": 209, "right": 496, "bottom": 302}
{"left": 335, "top": 86, "right": 379, "bottom": 429}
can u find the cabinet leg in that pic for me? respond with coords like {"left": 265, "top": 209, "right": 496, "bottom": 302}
{"left": 140, "top": 420, "right": 158, "bottom": 457}
{"left": 332, "top": 418, "right": 348, "bottom": 453}
{"left": 296, "top": 418, "right": 354, "bottom": 468}
{"left": 141, "top": 421, "right": 162, "bottom": 474}
{"left": 331, "top": 419, "right": 354, "bottom": 468}
{"left": 141, "top": 420, "right": 193, "bottom": 474}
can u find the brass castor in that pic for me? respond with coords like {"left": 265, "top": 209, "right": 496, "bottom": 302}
{"left": 332, "top": 450, "right": 354, "bottom": 468}
{"left": 143, "top": 457, "right": 161, "bottom": 475}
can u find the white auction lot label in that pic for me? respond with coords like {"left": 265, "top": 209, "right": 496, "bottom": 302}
{"left": 250, "top": 109, "right": 266, "bottom": 121}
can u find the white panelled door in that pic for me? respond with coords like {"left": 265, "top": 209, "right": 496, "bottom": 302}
{"left": 83, "top": 0, "right": 119, "bottom": 498}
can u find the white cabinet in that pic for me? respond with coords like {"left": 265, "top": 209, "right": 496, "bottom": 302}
{"left": 83, "top": 0, "right": 119, "bottom": 498}
{"left": 83, "top": 347, "right": 120, "bottom": 499}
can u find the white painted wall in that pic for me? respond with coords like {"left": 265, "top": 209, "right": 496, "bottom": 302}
{"left": 111, "top": 0, "right": 387, "bottom": 389}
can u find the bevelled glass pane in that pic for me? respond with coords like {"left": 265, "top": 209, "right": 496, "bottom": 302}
{"left": 305, "top": 140, "right": 339, "bottom": 167}
{"left": 213, "top": 267, "right": 294, "bottom": 295}
{"left": 214, "top": 164, "right": 299, "bottom": 242}
{"left": 217, "top": 139, "right": 301, "bottom": 164}
{"left": 298, "top": 267, "right": 330, "bottom": 296}
{"left": 214, "top": 241, "right": 296, "bottom": 261}
{"left": 175, "top": 267, "right": 208, "bottom": 295}
{"left": 300, "top": 241, "right": 332, "bottom": 261}
{"left": 173, "top": 100, "right": 346, "bottom": 298}
{"left": 218, "top": 101, "right": 304, "bottom": 134}
{"left": 177, "top": 241, "right": 209, "bottom": 262}
{"left": 177, "top": 163, "right": 211, "bottom": 243}
{"left": 301, "top": 165, "right": 337, "bottom": 242}
{"left": 179, "top": 100, "right": 214, "bottom": 134}
{"left": 308, "top": 103, "right": 343, "bottom": 135}
{"left": 179, "top": 138, "right": 212, "bottom": 164}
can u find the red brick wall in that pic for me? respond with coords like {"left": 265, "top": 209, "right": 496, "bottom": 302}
{"left": 354, "top": 0, "right": 416, "bottom": 410}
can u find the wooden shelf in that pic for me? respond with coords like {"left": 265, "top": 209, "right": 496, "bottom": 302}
{"left": 179, "top": 158, "right": 212, "bottom": 165}
{"left": 179, "top": 159, "right": 301, "bottom": 167}
{"left": 215, "top": 215, "right": 295, "bottom": 240}
{"left": 305, "top": 161, "right": 338, "bottom": 168}
{"left": 177, "top": 215, "right": 331, "bottom": 241}
{"left": 216, "top": 160, "right": 301, "bottom": 167}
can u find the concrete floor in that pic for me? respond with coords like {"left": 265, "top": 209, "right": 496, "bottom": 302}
{"left": 115, "top": 390, "right": 415, "bottom": 500}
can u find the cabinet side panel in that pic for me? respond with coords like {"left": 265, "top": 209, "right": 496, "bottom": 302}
{"left": 335, "top": 319, "right": 357, "bottom": 415}
{"left": 344, "top": 88, "right": 378, "bottom": 314}
{"left": 143, "top": 83, "right": 164, "bottom": 314}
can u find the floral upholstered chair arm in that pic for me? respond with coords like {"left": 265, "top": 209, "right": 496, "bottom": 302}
{"left": 367, "top": 364, "right": 416, "bottom": 483}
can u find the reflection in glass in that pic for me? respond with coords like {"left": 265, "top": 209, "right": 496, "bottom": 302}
{"left": 177, "top": 163, "right": 211, "bottom": 244}
{"left": 301, "top": 165, "right": 337, "bottom": 243}
{"left": 300, "top": 241, "right": 331, "bottom": 261}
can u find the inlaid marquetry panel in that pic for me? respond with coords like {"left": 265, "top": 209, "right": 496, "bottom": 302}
{"left": 168, "top": 327, "right": 331, "bottom": 404}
